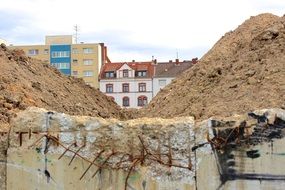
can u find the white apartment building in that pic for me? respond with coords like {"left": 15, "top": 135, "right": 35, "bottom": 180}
{"left": 99, "top": 61, "right": 155, "bottom": 108}
{"left": 99, "top": 59, "right": 196, "bottom": 108}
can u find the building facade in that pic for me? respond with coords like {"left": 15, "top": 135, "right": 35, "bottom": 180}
{"left": 99, "top": 61, "right": 154, "bottom": 108}
{"left": 153, "top": 59, "right": 195, "bottom": 96}
{"left": 9, "top": 35, "right": 108, "bottom": 88}
{"left": 99, "top": 59, "right": 196, "bottom": 108}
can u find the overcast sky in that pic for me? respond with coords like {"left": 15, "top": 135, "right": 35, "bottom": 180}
{"left": 0, "top": 0, "right": 284, "bottom": 62}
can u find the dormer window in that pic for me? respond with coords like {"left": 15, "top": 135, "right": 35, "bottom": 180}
{"left": 123, "top": 69, "right": 129, "bottom": 77}
{"left": 105, "top": 72, "right": 115, "bottom": 78}
{"left": 136, "top": 71, "right": 147, "bottom": 77}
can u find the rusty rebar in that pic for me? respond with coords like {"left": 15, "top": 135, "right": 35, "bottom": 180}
{"left": 58, "top": 142, "right": 76, "bottom": 160}
{"left": 124, "top": 158, "right": 140, "bottom": 190}
{"left": 79, "top": 149, "right": 105, "bottom": 180}
{"left": 68, "top": 144, "right": 85, "bottom": 166}
{"left": 91, "top": 151, "right": 116, "bottom": 178}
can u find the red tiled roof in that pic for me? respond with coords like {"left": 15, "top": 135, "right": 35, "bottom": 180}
{"left": 99, "top": 61, "right": 155, "bottom": 79}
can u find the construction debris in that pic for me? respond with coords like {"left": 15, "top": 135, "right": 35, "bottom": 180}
{"left": 0, "top": 45, "right": 126, "bottom": 127}
{"left": 140, "top": 13, "right": 285, "bottom": 120}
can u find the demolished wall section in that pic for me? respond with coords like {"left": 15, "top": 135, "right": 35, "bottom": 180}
{"left": 3, "top": 107, "right": 285, "bottom": 190}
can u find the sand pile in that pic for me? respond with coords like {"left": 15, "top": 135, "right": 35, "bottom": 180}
{"left": 141, "top": 13, "right": 285, "bottom": 120}
{"left": 0, "top": 44, "right": 125, "bottom": 126}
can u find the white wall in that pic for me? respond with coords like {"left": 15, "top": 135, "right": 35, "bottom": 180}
{"left": 153, "top": 77, "right": 174, "bottom": 97}
{"left": 100, "top": 78, "right": 153, "bottom": 108}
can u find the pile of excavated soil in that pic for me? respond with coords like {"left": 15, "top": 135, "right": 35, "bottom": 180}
{"left": 0, "top": 44, "right": 125, "bottom": 126}
{"left": 141, "top": 13, "right": 285, "bottom": 120}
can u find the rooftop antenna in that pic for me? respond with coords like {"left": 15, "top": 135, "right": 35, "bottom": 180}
{"left": 176, "top": 49, "right": 179, "bottom": 59}
{"left": 74, "top": 25, "right": 79, "bottom": 44}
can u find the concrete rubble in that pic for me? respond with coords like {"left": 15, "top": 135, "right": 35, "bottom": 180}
{"left": 0, "top": 107, "right": 283, "bottom": 189}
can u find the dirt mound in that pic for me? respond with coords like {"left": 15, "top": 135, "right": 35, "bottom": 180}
{"left": 141, "top": 13, "right": 285, "bottom": 120}
{"left": 0, "top": 44, "right": 125, "bottom": 126}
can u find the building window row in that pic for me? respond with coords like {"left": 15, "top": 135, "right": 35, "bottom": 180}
{"left": 28, "top": 49, "right": 49, "bottom": 56}
{"left": 83, "top": 48, "right": 93, "bottom": 54}
{"left": 28, "top": 49, "right": 39, "bottom": 56}
{"left": 121, "top": 96, "right": 148, "bottom": 107}
{"left": 106, "top": 84, "right": 113, "bottom": 93}
{"left": 72, "top": 59, "right": 94, "bottom": 65}
{"left": 136, "top": 70, "right": 147, "bottom": 77}
{"left": 83, "top": 59, "right": 93, "bottom": 65}
{"left": 105, "top": 72, "right": 115, "bottom": 78}
{"left": 83, "top": 70, "right": 94, "bottom": 77}
{"left": 159, "top": 79, "right": 167, "bottom": 87}
{"left": 51, "top": 62, "right": 70, "bottom": 69}
{"left": 138, "top": 83, "right": 146, "bottom": 92}
{"left": 123, "top": 97, "right": 129, "bottom": 107}
{"left": 51, "top": 51, "right": 70, "bottom": 58}
{"left": 105, "top": 83, "right": 147, "bottom": 93}
{"left": 122, "top": 83, "right": 129, "bottom": 92}
{"left": 123, "top": 69, "right": 129, "bottom": 77}
{"left": 72, "top": 48, "right": 94, "bottom": 54}
{"left": 138, "top": 96, "right": 148, "bottom": 107}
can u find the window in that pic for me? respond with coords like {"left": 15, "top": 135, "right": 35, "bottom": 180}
{"left": 123, "top": 69, "right": 129, "bottom": 77}
{"left": 159, "top": 79, "right": 167, "bottom": 87}
{"left": 105, "top": 72, "right": 115, "bottom": 78}
{"left": 51, "top": 51, "right": 70, "bottom": 58}
{"left": 28, "top": 49, "right": 39, "bottom": 55}
{"left": 122, "top": 97, "right": 130, "bottom": 107}
{"left": 44, "top": 49, "right": 49, "bottom": 54}
{"left": 73, "top": 59, "right": 78, "bottom": 64}
{"left": 83, "top": 48, "right": 93, "bottom": 54}
{"left": 137, "top": 71, "right": 147, "bottom": 77}
{"left": 122, "top": 83, "right": 129, "bottom": 92}
{"left": 51, "top": 62, "right": 70, "bottom": 69}
{"left": 83, "top": 59, "right": 93, "bottom": 65}
{"left": 72, "top": 48, "right": 79, "bottom": 54}
{"left": 138, "top": 83, "right": 146, "bottom": 92}
{"left": 138, "top": 96, "right": 148, "bottom": 107}
{"left": 106, "top": 84, "right": 113, "bottom": 93}
{"left": 72, "top": 71, "right": 78, "bottom": 76}
{"left": 83, "top": 70, "right": 93, "bottom": 77}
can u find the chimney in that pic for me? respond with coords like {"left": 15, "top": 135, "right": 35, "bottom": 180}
{"left": 169, "top": 60, "right": 173, "bottom": 63}
{"left": 104, "top": 46, "right": 108, "bottom": 63}
{"left": 175, "top": 58, "right": 180, "bottom": 65}
{"left": 132, "top": 60, "right": 135, "bottom": 62}
{"left": 154, "top": 59, "right": 157, "bottom": 64}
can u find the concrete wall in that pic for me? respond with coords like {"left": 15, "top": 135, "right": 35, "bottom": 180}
{"left": 7, "top": 107, "right": 196, "bottom": 190}
{"left": 4, "top": 107, "right": 285, "bottom": 190}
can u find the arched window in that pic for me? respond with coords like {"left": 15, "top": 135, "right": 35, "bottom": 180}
{"left": 122, "top": 96, "right": 130, "bottom": 107}
{"left": 138, "top": 96, "right": 148, "bottom": 107}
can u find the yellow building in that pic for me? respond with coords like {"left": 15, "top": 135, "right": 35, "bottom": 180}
{"left": 9, "top": 35, "right": 108, "bottom": 88}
